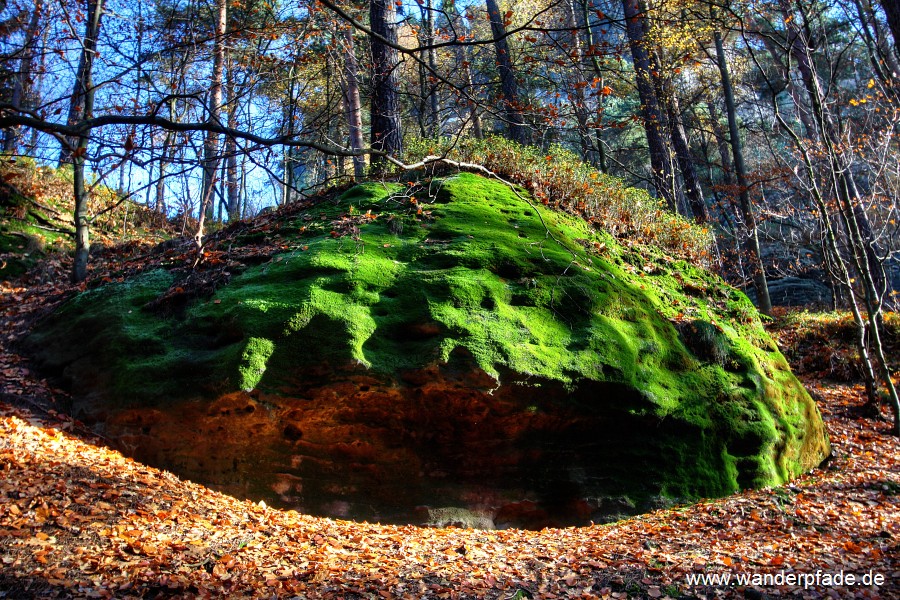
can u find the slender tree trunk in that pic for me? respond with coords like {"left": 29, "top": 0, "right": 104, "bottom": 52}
{"left": 659, "top": 71, "right": 707, "bottom": 222}
{"left": 416, "top": 45, "right": 429, "bottom": 138}
{"left": 853, "top": 0, "right": 899, "bottom": 93}
{"left": 714, "top": 28, "right": 772, "bottom": 315}
{"left": 485, "top": 0, "right": 528, "bottom": 144}
{"left": 370, "top": 0, "right": 403, "bottom": 170}
{"left": 421, "top": 0, "right": 441, "bottom": 137}
{"left": 563, "top": 0, "right": 596, "bottom": 166}
{"left": 648, "top": 46, "right": 684, "bottom": 214}
{"left": 240, "top": 155, "right": 248, "bottom": 218}
{"left": 225, "top": 62, "right": 239, "bottom": 219}
{"left": 707, "top": 97, "right": 735, "bottom": 186}
{"left": 340, "top": 26, "right": 366, "bottom": 179}
{"left": 448, "top": 2, "right": 483, "bottom": 139}
{"left": 59, "top": 0, "right": 104, "bottom": 167}
{"left": 460, "top": 43, "right": 484, "bottom": 139}
{"left": 621, "top": 0, "right": 675, "bottom": 209}
{"left": 70, "top": 0, "right": 105, "bottom": 282}
{"left": 3, "top": 0, "right": 42, "bottom": 152}
{"left": 217, "top": 158, "right": 226, "bottom": 222}
{"left": 780, "top": 0, "right": 884, "bottom": 301}
{"left": 28, "top": 26, "right": 49, "bottom": 154}
{"left": 155, "top": 136, "right": 171, "bottom": 215}
{"left": 580, "top": 0, "right": 609, "bottom": 172}
{"left": 864, "top": 0, "right": 900, "bottom": 76}
{"left": 282, "top": 147, "right": 292, "bottom": 205}
{"left": 282, "top": 64, "right": 298, "bottom": 204}
{"left": 155, "top": 99, "right": 176, "bottom": 216}
{"left": 196, "top": 0, "right": 227, "bottom": 247}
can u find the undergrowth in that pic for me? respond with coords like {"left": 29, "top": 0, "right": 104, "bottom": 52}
{"left": 0, "top": 156, "right": 174, "bottom": 280}
{"left": 404, "top": 136, "right": 714, "bottom": 263}
{"left": 769, "top": 309, "right": 900, "bottom": 381}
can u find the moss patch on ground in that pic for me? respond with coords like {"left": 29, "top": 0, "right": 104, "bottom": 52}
{"left": 0, "top": 157, "right": 179, "bottom": 281}
{"left": 27, "top": 172, "right": 830, "bottom": 506}
{"left": 0, "top": 176, "right": 72, "bottom": 280}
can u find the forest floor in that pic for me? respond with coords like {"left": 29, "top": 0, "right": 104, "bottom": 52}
{"left": 1, "top": 267, "right": 898, "bottom": 599}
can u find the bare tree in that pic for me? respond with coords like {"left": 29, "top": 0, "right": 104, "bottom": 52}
{"left": 751, "top": 0, "right": 899, "bottom": 434}
{"left": 2, "top": 0, "right": 42, "bottom": 153}
{"left": 196, "top": 0, "right": 228, "bottom": 246}
{"left": 713, "top": 20, "right": 772, "bottom": 315}
{"left": 59, "top": 0, "right": 104, "bottom": 168}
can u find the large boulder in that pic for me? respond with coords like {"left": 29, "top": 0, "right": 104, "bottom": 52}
{"left": 27, "top": 173, "right": 829, "bottom": 528}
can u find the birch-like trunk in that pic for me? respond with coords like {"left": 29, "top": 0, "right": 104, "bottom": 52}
{"left": 340, "top": 26, "right": 366, "bottom": 179}
{"left": 195, "top": 0, "right": 227, "bottom": 247}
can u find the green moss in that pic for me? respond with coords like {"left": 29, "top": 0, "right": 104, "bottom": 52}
{"left": 239, "top": 337, "right": 275, "bottom": 390}
{"left": 27, "top": 172, "right": 830, "bottom": 504}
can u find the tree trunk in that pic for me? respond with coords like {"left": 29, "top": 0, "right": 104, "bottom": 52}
{"left": 282, "top": 147, "right": 293, "bottom": 205}
{"left": 59, "top": 0, "right": 104, "bottom": 167}
{"left": 416, "top": 43, "right": 429, "bottom": 138}
{"left": 28, "top": 25, "right": 50, "bottom": 154}
{"left": 370, "top": 0, "right": 403, "bottom": 170}
{"left": 340, "top": 26, "right": 366, "bottom": 179}
{"left": 448, "top": 2, "right": 483, "bottom": 139}
{"left": 460, "top": 40, "right": 484, "bottom": 139}
{"left": 3, "top": 0, "right": 42, "bottom": 153}
{"left": 580, "top": 0, "right": 610, "bottom": 172}
{"left": 853, "top": 0, "right": 899, "bottom": 93}
{"left": 659, "top": 70, "right": 707, "bottom": 222}
{"left": 621, "top": 0, "right": 675, "bottom": 209}
{"left": 485, "top": 0, "right": 528, "bottom": 145}
{"left": 69, "top": 0, "right": 105, "bottom": 282}
{"left": 282, "top": 64, "right": 298, "bottom": 204}
{"left": 663, "top": 9, "right": 706, "bottom": 222}
{"left": 879, "top": 0, "right": 900, "bottom": 54}
{"left": 421, "top": 0, "right": 441, "bottom": 137}
{"left": 563, "top": 0, "right": 596, "bottom": 166}
{"left": 155, "top": 99, "right": 176, "bottom": 216}
{"left": 714, "top": 28, "right": 772, "bottom": 316}
{"left": 225, "top": 61, "right": 240, "bottom": 220}
{"left": 707, "top": 97, "right": 735, "bottom": 186}
{"left": 196, "top": 0, "right": 227, "bottom": 247}
{"left": 779, "top": 0, "right": 885, "bottom": 302}
{"left": 155, "top": 135, "right": 172, "bottom": 215}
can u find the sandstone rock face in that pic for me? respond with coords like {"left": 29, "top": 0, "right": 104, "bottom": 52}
{"left": 27, "top": 173, "right": 830, "bottom": 528}
{"left": 745, "top": 277, "right": 833, "bottom": 308}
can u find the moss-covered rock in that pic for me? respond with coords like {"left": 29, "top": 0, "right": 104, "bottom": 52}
{"left": 26, "top": 173, "right": 829, "bottom": 525}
